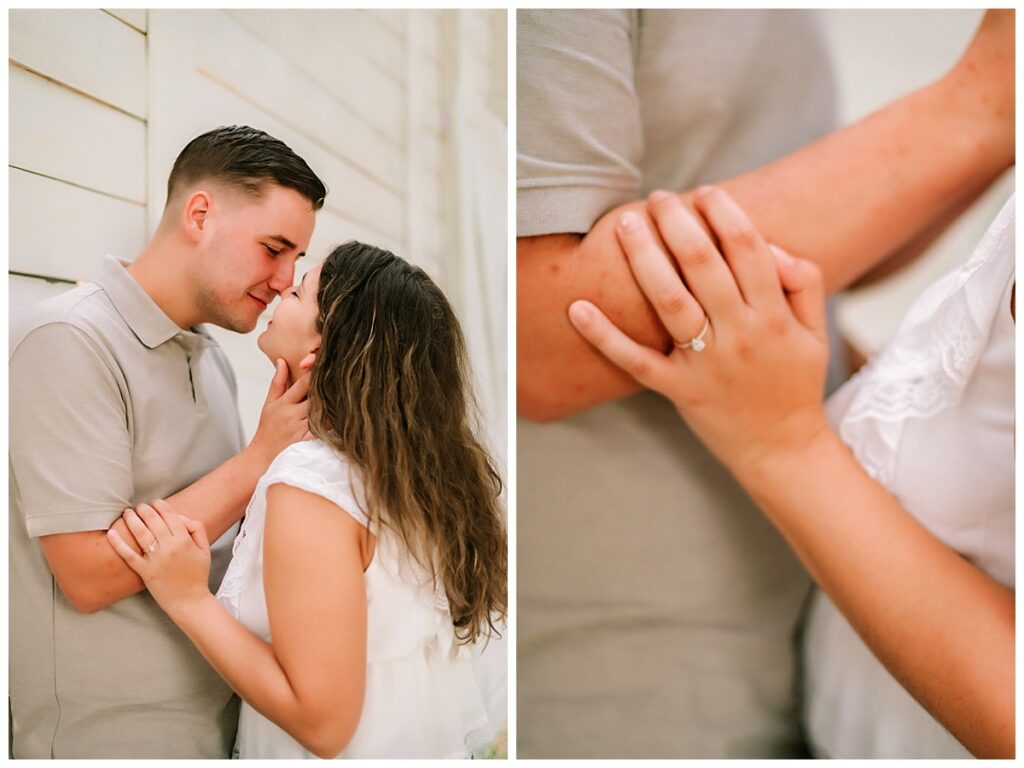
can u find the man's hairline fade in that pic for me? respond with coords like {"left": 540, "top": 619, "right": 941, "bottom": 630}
{"left": 165, "top": 175, "right": 324, "bottom": 214}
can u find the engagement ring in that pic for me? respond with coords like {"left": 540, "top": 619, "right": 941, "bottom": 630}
{"left": 676, "top": 317, "right": 710, "bottom": 352}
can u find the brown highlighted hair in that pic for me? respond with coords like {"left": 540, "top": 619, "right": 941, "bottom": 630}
{"left": 167, "top": 125, "right": 327, "bottom": 210}
{"left": 309, "top": 241, "right": 507, "bottom": 644}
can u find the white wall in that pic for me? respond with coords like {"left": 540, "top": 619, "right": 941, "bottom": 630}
{"left": 9, "top": 9, "right": 507, "bottom": 451}
{"left": 821, "top": 9, "right": 1014, "bottom": 354}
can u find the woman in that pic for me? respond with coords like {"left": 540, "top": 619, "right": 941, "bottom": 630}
{"left": 108, "top": 241, "right": 507, "bottom": 758}
{"left": 568, "top": 187, "right": 1013, "bottom": 758}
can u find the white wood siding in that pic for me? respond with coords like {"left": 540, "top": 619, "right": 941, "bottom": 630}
{"left": 10, "top": 9, "right": 146, "bottom": 118}
{"left": 9, "top": 167, "right": 147, "bottom": 281}
{"left": 9, "top": 7, "right": 147, "bottom": 307}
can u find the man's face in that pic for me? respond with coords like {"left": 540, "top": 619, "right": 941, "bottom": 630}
{"left": 193, "top": 184, "right": 317, "bottom": 333}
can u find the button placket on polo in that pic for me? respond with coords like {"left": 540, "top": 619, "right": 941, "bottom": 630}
{"left": 174, "top": 333, "right": 209, "bottom": 414}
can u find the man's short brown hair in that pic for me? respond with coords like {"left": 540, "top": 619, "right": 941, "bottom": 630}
{"left": 167, "top": 125, "right": 326, "bottom": 210}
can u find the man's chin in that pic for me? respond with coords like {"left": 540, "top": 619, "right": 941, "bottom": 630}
{"left": 226, "top": 312, "right": 261, "bottom": 334}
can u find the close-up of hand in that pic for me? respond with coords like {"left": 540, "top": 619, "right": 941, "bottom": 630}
{"left": 568, "top": 187, "right": 831, "bottom": 475}
{"left": 249, "top": 359, "right": 313, "bottom": 464}
{"left": 107, "top": 499, "right": 213, "bottom": 621}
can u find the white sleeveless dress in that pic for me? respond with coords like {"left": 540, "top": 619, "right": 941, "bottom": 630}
{"left": 215, "top": 440, "right": 494, "bottom": 759}
{"left": 803, "top": 195, "right": 1015, "bottom": 758}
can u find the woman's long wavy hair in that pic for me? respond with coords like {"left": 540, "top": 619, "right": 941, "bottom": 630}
{"left": 309, "top": 241, "right": 507, "bottom": 644}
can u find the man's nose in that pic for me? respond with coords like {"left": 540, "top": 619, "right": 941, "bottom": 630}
{"left": 267, "top": 256, "right": 297, "bottom": 293}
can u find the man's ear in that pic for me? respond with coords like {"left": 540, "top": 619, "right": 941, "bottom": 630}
{"left": 182, "top": 190, "right": 212, "bottom": 243}
{"left": 299, "top": 349, "right": 318, "bottom": 371}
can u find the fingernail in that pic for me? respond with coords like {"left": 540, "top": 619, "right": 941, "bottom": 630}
{"left": 648, "top": 190, "right": 671, "bottom": 205}
{"left": 695, "top": 185, "right": 714, "bottom": 197}
{"left": 568, "top": 301, "right": 592, "bottom": 326}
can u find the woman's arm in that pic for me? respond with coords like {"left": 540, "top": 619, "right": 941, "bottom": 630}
{"left": 108, "top": 488, "right": 368, "bottom": 759}
{"left": 569, "top": 188, "right": 1013, "bottom": 757}
{"left": 740, "top": 429, "right": 1014, "bottom": 759}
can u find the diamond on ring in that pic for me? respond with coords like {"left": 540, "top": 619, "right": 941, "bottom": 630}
{"left": 676, "top": 317, "right": 710, "bottom": 352}
{"left": 145, "top": 542, "right": 157, "bottom": 554}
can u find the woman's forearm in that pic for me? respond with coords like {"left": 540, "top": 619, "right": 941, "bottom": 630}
{"left": 171, "top": 594, "right": 346, "bottom": 759}
{"left": 736, "top": 430, "right": 1014, "bottom": 758}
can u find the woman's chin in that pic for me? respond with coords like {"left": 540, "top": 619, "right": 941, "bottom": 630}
{"left": 256, "top": 331, "right": 273, "bottom": 363}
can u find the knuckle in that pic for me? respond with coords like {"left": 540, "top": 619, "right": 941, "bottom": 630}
{"left": 681, "top": 242, "right": 716, "bottom": 268}
{"left": 655, "top": 287, "right": 690, "bottom": 316}
{"left": 703, "top": 186, "right": 728, "bottom": 204}
{"left": 721, "top": 225, "right": 759, "bottom": 250}
{"left": 625, "top": 354, "right": 651, "bottom": 379}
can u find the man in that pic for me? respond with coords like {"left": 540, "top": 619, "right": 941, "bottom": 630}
{"left": 9, "top": 126, "right": 326, "bottom": 758}
{"left": 517, "top": 9, "right": 1014, "bottom": 758}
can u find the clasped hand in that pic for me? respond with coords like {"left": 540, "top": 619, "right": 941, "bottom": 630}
{"left": 107, "top": 499, "right": 212, "bottom": 619}
{"left": 569, "top": 187, "right": 831, "bottom": 474}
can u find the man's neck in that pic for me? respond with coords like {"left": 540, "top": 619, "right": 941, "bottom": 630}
{"left": 126, "top": 240, "right": 198, "bottom": 330}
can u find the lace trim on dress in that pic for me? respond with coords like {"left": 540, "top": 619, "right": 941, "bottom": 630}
{"left": 835, "top": 196, "right": 1015, "bottom": 487}
{"left": 216, "top": 506, "right": 260, "bottom": 616}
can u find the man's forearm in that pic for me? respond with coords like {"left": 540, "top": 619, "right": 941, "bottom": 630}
{"left": 42, "top": 446, "right": 270, "bottom": 613}
{"left": 519, "top": 66, "right": 1014, "bottom": 421}
{"left": 164, "top": 445, "right": 269, "bottom": 541}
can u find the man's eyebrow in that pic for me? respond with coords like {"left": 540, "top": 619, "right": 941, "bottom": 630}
{"left": 266, "top": 234, "right": 298, "bottom": 251}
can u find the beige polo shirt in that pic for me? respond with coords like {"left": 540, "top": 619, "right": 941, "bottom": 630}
{"left": 9, "top": 257, "right": 244, "bottom": 758}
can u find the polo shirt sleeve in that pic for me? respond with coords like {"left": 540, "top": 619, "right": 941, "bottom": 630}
{"left": 517, "top": 9, "right": 643, "bottom": 237}
{"left": 10, "top": 322, "right": 133, "bottom": 537}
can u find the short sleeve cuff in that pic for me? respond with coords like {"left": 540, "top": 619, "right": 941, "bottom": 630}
{"left": 517, "top": 184, "right": 634, "bottom": 238}
{"left": 24, "top": 506, "right": 126, "bottom": 538}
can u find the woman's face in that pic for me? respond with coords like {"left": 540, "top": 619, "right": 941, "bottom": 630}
{"left": 256, "top": 263, "right": 322, "bottom": 377}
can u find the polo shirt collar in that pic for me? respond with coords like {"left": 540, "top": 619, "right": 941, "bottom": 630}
{"left": 94, "top": 256, "right": 193, "bottom": 350}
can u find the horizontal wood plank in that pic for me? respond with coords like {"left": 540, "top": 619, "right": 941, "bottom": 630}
{"left": 10, "top": 65, "right": 146, "bottom": 202}
{"left": 222, "top": 10, "right": 404, "bottom": 163}
{"left": 228, "top": 9, "right": 403, "bottom": 145}
{"left": 10, "top": 9, "right": 146, "bottom": 118}
{"left": 9, "top": 168, "right": 147, "bottom": 282}
{"left": 352, "top": 10, "right": 404, "bottom": 82}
